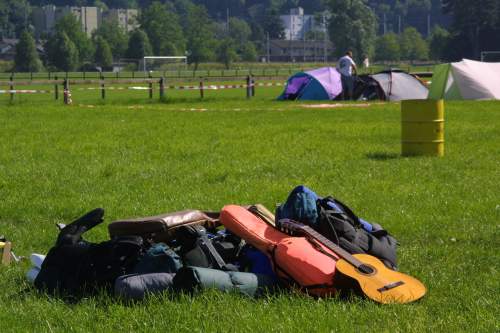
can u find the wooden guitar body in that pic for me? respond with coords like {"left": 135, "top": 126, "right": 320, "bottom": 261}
{"left": 335, "top": 254, "right": 426, "bottom": 304}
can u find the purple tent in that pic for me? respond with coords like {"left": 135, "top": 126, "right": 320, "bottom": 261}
{"left": 278, "top": 67, "right": 342, "bottom": 100}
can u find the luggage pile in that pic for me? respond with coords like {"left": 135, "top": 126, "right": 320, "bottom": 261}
{"left": 30, "top": 186, "right": 426, "bottom": 303}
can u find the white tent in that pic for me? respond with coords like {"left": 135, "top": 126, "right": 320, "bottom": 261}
{"left": 428, "top": 59, "right": 500, "bottom": 100}
{"left": 371, "top": 71, "right": 429, "bottom": 101}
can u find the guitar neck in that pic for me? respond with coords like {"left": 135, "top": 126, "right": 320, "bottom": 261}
{"left": 301, "top": 225, "right": 365, "bottom": 269}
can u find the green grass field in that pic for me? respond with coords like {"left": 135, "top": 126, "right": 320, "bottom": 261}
{"left": 0, "top": 88, "right": 498, "bottom": 332}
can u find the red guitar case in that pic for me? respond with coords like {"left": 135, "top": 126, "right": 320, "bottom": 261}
{"left": 220, "top": 205, "right": 340, "bottom": 296}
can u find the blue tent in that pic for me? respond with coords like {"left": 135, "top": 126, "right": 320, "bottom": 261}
{"left": 278, "top": 67, "right": 342, "bottom": 101}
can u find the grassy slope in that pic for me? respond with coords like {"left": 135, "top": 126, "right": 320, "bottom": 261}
{"left": 0, "top": 92, "right": 498, "bottom": 332}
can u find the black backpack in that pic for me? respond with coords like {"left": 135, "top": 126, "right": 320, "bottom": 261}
{"left": 34, "top": 208, "right": 145, "bottom": 296}
{"left": 316, "top": 197, "right": 398, "bottom": 270}
{"left": 174, "top": 225, "right": 244, "bottom": 271}
{"left": 276, "top": 186, "right": 398, "bottom": 270}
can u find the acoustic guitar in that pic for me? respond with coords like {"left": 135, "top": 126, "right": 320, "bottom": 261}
{"left": 278, "top": 219, "right": 426, "bottom": 304}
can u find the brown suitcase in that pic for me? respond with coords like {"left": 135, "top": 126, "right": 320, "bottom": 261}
{"left": 108, "top": 210, "right": 220, "bottom": 242}
{"left": 108, "top": 204, "right": 276, "bottom": 242}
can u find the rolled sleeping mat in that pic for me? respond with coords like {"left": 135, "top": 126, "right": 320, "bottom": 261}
{"left": 26, "top": 253, "right": 46, "bottom": 283}
{"left": 173, "top": 266, "right": 277, "bottom": 297}
{"left": 114, "top": 273, "right": 175, "bottom": 300}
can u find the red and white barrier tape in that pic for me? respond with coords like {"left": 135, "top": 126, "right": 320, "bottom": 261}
{"left": 0, "top": 89, "right": 52, "bottom": 94}
{"left": 76, "top": 86, "right": 152, "bottom": 91}
{"left": 72, "top": 82, "right": 286, "bottom": 91}
{"left": 1, "top": 82, "right": 286, "bottom": 95}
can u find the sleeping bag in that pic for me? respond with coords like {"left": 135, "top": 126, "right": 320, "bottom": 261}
{"left": 115, "top": 273, "right": 175, "bottom": 300}
{"left": 173, "top": 266, "right": 277, "bottom": 297}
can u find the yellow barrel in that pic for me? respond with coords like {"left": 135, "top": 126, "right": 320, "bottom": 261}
{"left": 401, "top": 99, "right": 444, "bottom": 157}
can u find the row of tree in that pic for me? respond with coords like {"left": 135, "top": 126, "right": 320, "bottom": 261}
{"left": 327, "top": 0, "right": 499, "bottom": 63}
{"left": 12, "top": 0, "right": 500, "bottom": 71}
{"left": 14, "top": 1, "right": 264, "bottom": 71}
{"left": 374, "top": 26, "right": 448, "bottom": 62}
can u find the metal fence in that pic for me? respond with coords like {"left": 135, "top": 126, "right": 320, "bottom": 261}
{"left": 0, "top": 64, "right": 436, "bottom": 82}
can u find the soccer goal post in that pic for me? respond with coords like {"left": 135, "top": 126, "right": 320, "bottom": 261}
{"left": 143, "top": 56, "right": 188, "bottom": 73}
{"left": 480, "top": 51, "right": 500, "bottom": 62}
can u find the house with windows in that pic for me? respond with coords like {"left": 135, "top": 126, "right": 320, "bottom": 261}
{"left": 280, "top": 7, "right": 328, "bottom": 41}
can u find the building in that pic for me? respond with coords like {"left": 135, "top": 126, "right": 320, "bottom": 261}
{"left": 0, "top": 38, "right": 18, "bottom": 60}
{"left": 106, "top": 9, "right": 138, "bottom": 32}
{"left": 280, "top": 7, "right": 327, "bottom": 41}
{"left": 0, "top": 38, "right": 45, "bottom": 61}
{"left": 60, "top": 6, "right": 102, "bottom": 37}
{"left": 268, "top": 39, "right": 334, "bottom": 62}
{"left": 32, "top": 5, "right": 57, "bottom": 38}
{"left": 32, "top": 6, "right": 102, "bottom": 38}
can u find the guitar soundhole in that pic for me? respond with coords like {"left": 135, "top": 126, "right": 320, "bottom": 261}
{"left": 357, "top": 264, "right": 376, "bottom": 275}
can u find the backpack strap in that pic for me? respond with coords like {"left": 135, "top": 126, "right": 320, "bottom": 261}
{"left": 197, "top": 233, "right": 229, "bottom": 271}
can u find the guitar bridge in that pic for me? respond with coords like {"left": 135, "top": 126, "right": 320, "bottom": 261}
{"left": 377, "top": 281, "right": 405, "bottom": 292}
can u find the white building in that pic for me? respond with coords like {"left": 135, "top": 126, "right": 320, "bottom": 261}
{"left": 280, "top": 7, "right": 327, "bottom": 41}
{"left": 106, "top": 9, "right": 138, "bottom": 32}
{"left": 61, "top": 6, "right": 102, "bottom": 37}
{"left": 32, "top": 6, "right": 102, "bottom": 37}
{"left": 32, "top": 5, "right": 57, "bottom": 38}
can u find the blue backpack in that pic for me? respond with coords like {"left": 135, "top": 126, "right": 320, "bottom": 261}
{"left": 276, "top": 186, "right": 398, "bottom": 270}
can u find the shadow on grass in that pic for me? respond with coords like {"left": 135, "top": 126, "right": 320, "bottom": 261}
{"left": 366, "top": 152, "right": 400, "bottom": 161}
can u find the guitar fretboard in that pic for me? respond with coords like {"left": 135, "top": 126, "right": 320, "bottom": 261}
{"left": 281, "top": 219, "right": 364, "bottom": 269}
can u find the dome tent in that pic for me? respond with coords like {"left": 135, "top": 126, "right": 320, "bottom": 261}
{"left": 428, "top": 59, "right": 500, "bottom": 100}
{"left": 353, "top": 70, "right": 429, "bottom": 101}
{"left": 278, "top": 67, "right": 342, "bottom": 101}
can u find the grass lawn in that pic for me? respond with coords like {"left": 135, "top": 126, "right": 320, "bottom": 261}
{"left": 0, "top": 89, "right": 498, "bottom": 332}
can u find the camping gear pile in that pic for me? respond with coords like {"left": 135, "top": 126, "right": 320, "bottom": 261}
{"left": 278, "top": 67, "right": 428, "bottom": 101}
{"left": 29, "top": 186, "right": 425, "bottom": 303}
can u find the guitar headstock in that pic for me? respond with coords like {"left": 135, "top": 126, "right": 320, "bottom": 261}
{"left": 278, "top": 219, "right": 306, "bottom": 236}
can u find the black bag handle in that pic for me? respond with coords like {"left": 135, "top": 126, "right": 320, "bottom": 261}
{"left": 319, "top": 197, "right": 361, "bottom": 227}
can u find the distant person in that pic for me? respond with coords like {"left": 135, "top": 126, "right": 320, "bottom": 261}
{"left": 337, "top": 51, "right": 357, "bottom": 100}
{"left": 363, "top": 55, "right": 370, "bottom": 69}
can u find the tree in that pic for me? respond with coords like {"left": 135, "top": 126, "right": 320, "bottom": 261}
{"left": 229, "top": 18, "right": 252, "bottom": 44}
{"left": 261, "top": 8, "right": 286, "bottom": 39}
{"left": 185, "top": 5, "right": 216, "bottom": 70}
{"left": 0, "top": 0, "right": 31, "bottom": 38}
{"left": 216, "top": 38, "right": 238, "bottom": 69}
{"left": 45, "top": 31, "right": 79, "bottom": 71}
{"left": 54, "top": 14, "right": 94, "bottom": 63}
{"left": 428, "top": 26, "right": 450, "bottom": 60}
{"left": 139, "top": 2, "right": 185, "bottom": 55}
{"left": 442, "top": 0, "right": 500, "bottom": 60}
{"left": 94, "top": 36, "right": 113, "bottom": 69}
{"left": 14, "top": 30, "right": 41, "bottom": 72}
{"left": 92, "top": 18, "right": 128, "bottom": 60}
{"left": 327, "top": 0, "right": 378, "bottom": 61}
{"left": 399, "top": 27, "right": 429, "bottom": 61}
{"left": 305, "top": 30, "right": 327, "bottom": 40}
{"left": 240, "top": 42, "right": 258, "bottom": 61}
{"left": 375, "top": 32, "right": 400, "bottom": 61}
{"left": 126, "top": 29, "right": 152, "bottom": 60}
